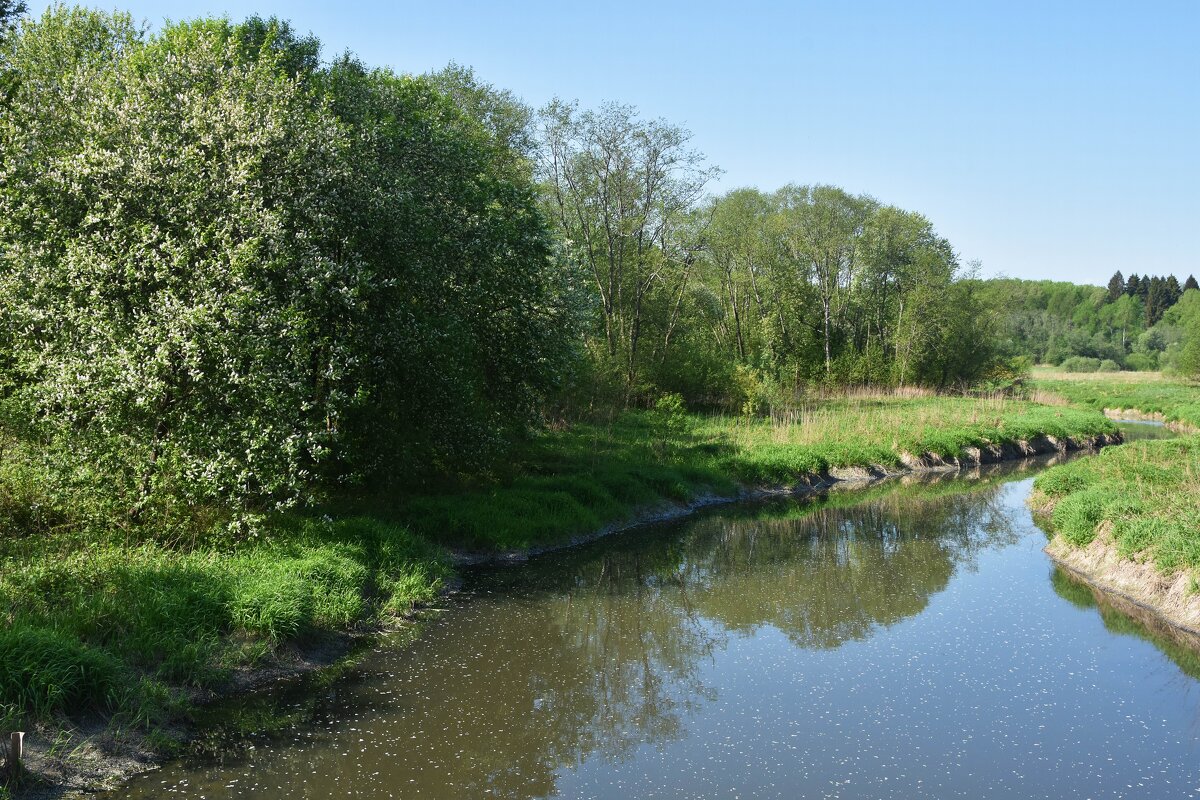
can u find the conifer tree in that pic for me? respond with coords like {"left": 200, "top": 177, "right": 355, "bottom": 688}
{"left": 1106, "top": 271, "right": 1124, "bottom": 302}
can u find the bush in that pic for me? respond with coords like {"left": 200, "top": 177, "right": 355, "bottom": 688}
{"left": 653, "top": 393, "right": 689, "bottom": 433}
{"left": 1124, "top": 352, "right": 1159, "bottom": 371}
{"left": 0, "top": 10, "right": 574, "bottom": 520}
{"left": 1059, "top": 356, "right": 1102, "bottom": 373}
{"left": 1097, "top": 359, "right": 1120, "bottom": 372}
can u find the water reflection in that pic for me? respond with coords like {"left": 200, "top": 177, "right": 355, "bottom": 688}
{"left": 533, "top": 481, "right": 1020, "bottom": 653}
{"left": 112, "top": 459, "right": 1200, "bottom": 800}
{"left": 1051, "top": 567, "right": 1200, "bottom": 681}
{"left": 1114, "top": 418, "right": 1180, "bottom": 441}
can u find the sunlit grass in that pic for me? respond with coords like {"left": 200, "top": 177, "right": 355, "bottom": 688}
{"left": 395, "top": 395, "right": 1115, "bottom": 551}
{"left": 1030, "top": 370, "right": 1200, "bottom": 428}
{"left": 1031, "top": 366, "right": 1170, "bottom": 383}
{"left": 698, "top": 394, "right": 1062, "bottom": 449}
{"left": 1035, "top": 438, "right": 1200, "bottom": 573}
{"left": 0, "top": 515, "right": 449, "bottom": 729}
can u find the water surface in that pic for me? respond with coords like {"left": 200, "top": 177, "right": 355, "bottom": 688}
{"left": 1113, "top": 418, "right": 1178, "bottom": 441}
{"left": 114, "top": 455, "right": 1200, "bottom": 799}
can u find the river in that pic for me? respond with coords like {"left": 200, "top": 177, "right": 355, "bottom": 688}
{"left": 110, "top": 422, "right": 1200, "bottom": 799}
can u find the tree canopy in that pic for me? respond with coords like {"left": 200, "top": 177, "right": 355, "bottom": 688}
{"left": 0, "top": 8, "right": 572, "bottom": 517}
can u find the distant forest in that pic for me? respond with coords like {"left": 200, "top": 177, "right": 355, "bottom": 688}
{"left": 978, "top": 271, "right": 1200, "bottom": 374}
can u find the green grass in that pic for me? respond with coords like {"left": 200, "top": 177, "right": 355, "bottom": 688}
{"left": 0, "top": 389, "right": 1117, "bottom": 754}
{"left": 0, "top": 516, "right": 449, "bottom": 733}
{"left": 1034, "top": 437, "right": 1200, "bottom": 571}
{"left": 381, "top": 393, "right": 1115, "bottom": 551}
{"left": 1031, "top": 368, "right": 1200, "bottom": 429}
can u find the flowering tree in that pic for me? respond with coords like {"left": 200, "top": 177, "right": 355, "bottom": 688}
{"left": 0, "top": 9, "right": 573, "bottom": 518}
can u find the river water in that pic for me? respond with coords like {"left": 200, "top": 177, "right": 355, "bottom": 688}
{"left": 113, "top": 424, "right": 1200, "bottom": 799}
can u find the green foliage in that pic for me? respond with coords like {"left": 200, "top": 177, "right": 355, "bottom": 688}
{"left": 0, "top": 626, "right": 123, "bottom": 720}
{"left": 976, "top": 275, "right": 1200, "bottom": 373}
{"left": 1124, "top": 352, "right": 1159, "bottom": 371}
{"left": 1059, "top": 357, "right": 1099, "bottom": 373}
{"left": 538, "top": 100, "right": 717, "bottom": 404}
{"left": 1036, "top": 437, "right": 1200, "bottom": 574}
{"left": 596, "top": 183, "right": 1004, "bottom": 407}
{"left": 0, "top": 8, "right": 575, "bottom": 521}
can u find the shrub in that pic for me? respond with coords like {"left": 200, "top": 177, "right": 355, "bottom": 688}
{"left": 0, "top": 10, "right": 574, "bottom": 521}
{"left": 1124, "top": 352, "right": 1159, "bottom": 371}
{"left": 1058, "top": 356, "right": 1102, "bottom": 373}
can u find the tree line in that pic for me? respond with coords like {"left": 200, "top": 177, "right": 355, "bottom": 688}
{"left": 1105, "top": 271, "right": 1195, "bottom": 326}
{"left": 0, "top": 7, "right": 1023, "bottom": 518}
{"left": 981, "top": 269, "right": 1200, "bottom": 374}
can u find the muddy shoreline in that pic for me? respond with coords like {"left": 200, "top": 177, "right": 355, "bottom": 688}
{"left": 8, "top": 430, "right": 1121, "bottom": 798}
{"left": 1042, "top": 527, "right": 1200, "bottom": 638}
{"left": 1032, "top": 418, "right": 1200, "bottom": 658}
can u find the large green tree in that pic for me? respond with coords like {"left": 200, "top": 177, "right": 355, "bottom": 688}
{"left": 774, "top": 185, "right": 876, "bottom": 376}
{"left": 1106, "top": 271, "right": 1124, "bottom": 302}
{"left": 0, "top": 9, "right": 573, "bottom": 517}
{"left": 538, "top": 100, "right": 718, "bottom": 400}
{"left": 690, "top": 186, "right": 991, "bottom": 397}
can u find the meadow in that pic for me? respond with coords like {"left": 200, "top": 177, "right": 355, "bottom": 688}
{"left": 1031, "top": 367, "right": 1200, "bottom": 429}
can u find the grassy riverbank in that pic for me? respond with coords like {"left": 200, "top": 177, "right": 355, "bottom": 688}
{"left": 1029, "top": 370, "right": 1200, "bottom": 562}
{"left": 1031, "top": 368, "right": 1200, "bottom": 429}
{"left": 1034, "top": 437, "right": 1200, "bottom": 570}
{"left": 390, "top": 394, "right": 1116, "bottom": 551}
{"left": 1031, "top": 435, "right": 1200, "bottom": 635}
{"left": 1029, "top": 369, "right": 1200, "bottom": 633}
{"left": 0, "top": 392, "right": 1115, "bottom": 792}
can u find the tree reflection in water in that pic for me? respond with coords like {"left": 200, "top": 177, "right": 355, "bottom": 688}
{"left": 114, "top": 470, "right": 1031, "bottom": 800}
{"left": 421, "top": 473, "right": 1025, "bottom": 795}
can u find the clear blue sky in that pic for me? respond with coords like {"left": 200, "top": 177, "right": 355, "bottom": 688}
{"left": 26, "top": 0, "right": 1200, "bottom": 284}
